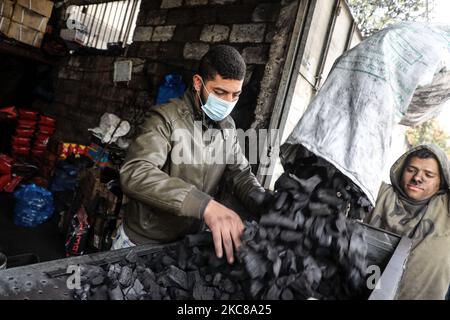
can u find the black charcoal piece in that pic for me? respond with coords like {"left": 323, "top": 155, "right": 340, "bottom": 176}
{"left": 193, "top": 283, "right": 215, "bottom": 300}
{"left": 308, "top": 202, "right": 333, "bottom": 216}
{"left": 212, "top": 273, "right": 222, "bottom": 287}
{"left": 294, "top": 210, "right": 306, "bottom": 229}
{"left": 242, "top": 249, "right": 268, "bottom": 279}
{"left": 91, "top": 275, "right": 105, "bottom": 286}
{"left": 220, "top": 278, "right": 236, "bottom": 294}
{"left": 165, "top": 265, "right": 188, "bottom": 290}
{"left": 258, "top": 227, "right": 268, "bottom": 240}
{"left": 187, "top": 270, "right": 201, "bottom": 290}
{"left": 274, "top": 191, "right": 289, "bottom": 210}
{"left": 274, "top": 173, "right": 301, "bottom": 191}
{"left": 220, "top": 293, "right": 230, "bottom": 300}
{"left": 316, "top": 189, "right": 344, "bottom": 208}
{"left": 260, "top": 214, "right": 297, "bottom": 230}
{"left": 272, "top": 257, "right": 282, "bottom": 278}
{"left": 125, "top": 250, "right": 138, "bottom": 264}
{"left": 205, "top": 274, "right": 213, "bottom": 283}
{"left": 168, "top": 287, "right": 191, "bottom": 300}
{"left": 162, "top": 255, "right": 176, "bottom": 267}
{"left": 265, "top": 283, "right": 281, "bottom": 300}
{"left": 108, "top": 285, "right": 124, "bottom": 300}
{"left": 185, "top": 232, "right": 213, "bottom": 247}
{"left": 132, "top": 279, "right": 145, "bottom": 295}
{"left": 207, "top": 252, "right": 226, "bottom": 268}
{"left": 295, "top": 175, "right": 322, "bottom": 194}
{"left": 124, "top": 287, "right": 138, "bottom": 300}
{"left": 281, "top": 288, "right": 294, "bottom": 300}
{"left": 280, "top": 230, "right": 303, "bottom": 243}
{"left": 118, "top": 266, "right": 133, "bottom": 288}
{"left": 250, "top": 279, "right": 264, "bottom": 298}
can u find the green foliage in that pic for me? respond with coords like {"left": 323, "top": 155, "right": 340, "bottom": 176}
{"left": 347, "top": 0, "right": 431, "bottom": 36}
{"left": 406, "top": 119, "right": 450, "bottom": 157}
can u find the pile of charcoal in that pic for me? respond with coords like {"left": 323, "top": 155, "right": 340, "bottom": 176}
{"left": 73, "top": 234, "right": 252, "bottom": 300}
{"left": 235, "top": 150, "right": 373, "bottom": 300}
{"left": 73, "top": 151, "right": 373, "bottom": 300}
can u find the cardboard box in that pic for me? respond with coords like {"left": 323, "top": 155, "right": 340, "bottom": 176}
{"left": 17, "top": 0, "right": 53, "bottom": 18}
{"left": 12, "top": 4, "right": 49, "bottom": 32}
{"left": 0, "top": 0, "right": 14, "bottom": 19}
{"left": 7, "top": 21, "right": 43, "bottom": 47}
{"left": 0, "top": 16, "right": 10, "bottom": 34}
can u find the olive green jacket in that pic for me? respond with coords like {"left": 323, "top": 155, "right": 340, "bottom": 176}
{"left": 365, "top": 144, "right": 450, "bottom": 300}
{"left": 120, "top": 90, "right": 264, "bottom": 245}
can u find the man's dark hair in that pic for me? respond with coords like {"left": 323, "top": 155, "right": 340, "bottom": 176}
{"left": 199, "top": 45, "right": 246, "bottom": 81}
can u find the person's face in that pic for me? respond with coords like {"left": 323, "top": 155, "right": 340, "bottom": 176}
{"left": 193, "top": 74, "right": 243, "bottom": 104}
{"left": 401, "top": 156, "right": 441, "bottom": 201}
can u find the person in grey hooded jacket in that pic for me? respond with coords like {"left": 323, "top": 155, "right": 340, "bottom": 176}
{"left": 365, "top": 144, "right": 450, "bottom": 300}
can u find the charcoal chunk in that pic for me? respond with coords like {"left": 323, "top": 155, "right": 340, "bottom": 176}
{"left": 166, "top": 265, "right": 188, "bottom": 290}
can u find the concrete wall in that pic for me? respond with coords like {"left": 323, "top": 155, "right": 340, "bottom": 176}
{"left": 33, "top": 0, "right": 300, "bottom": 144}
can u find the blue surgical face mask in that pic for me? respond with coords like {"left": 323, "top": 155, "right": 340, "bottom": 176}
{"left": 197, "top": 78, "right": 238, "bottom": 122}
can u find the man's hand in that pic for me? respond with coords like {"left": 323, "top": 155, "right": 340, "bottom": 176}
{"left": 203, "top": 200, "right": 244, "bottom": 264}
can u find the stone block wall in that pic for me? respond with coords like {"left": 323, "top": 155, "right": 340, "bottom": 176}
{"left": 34, "top": 0, "right": 299, "bottom": 146}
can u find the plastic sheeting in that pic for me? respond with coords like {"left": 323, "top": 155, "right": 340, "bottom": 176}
{"left": 283, "top": 23, "right": 450, "bottom": 205}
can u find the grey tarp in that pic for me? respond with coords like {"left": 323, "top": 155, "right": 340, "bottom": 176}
{"left": 283, "top": 23, "right": 450, "bottom": 205}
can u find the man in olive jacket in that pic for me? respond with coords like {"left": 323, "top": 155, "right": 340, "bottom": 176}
{"left": 365, "top": 144, "right": 450, "bottom": 299}
{"left": 114, "top": 45, "right": 266, "bottom": 264}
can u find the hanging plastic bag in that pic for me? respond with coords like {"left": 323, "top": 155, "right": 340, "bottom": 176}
{"left": 13, "top": 184, "right": 54, "bottom": 227}
{"left": 88, "top": 113, "right": 130, "bottom": 144}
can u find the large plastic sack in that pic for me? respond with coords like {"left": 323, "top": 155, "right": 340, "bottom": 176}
{"left": 283, "top": 22, "right": 450, "bottom": 205}
{"left": 13, "top": 184, "right": 54, "bottom": 227}
{"left": 156, "top": 74, "right": 186, "bottom": 105}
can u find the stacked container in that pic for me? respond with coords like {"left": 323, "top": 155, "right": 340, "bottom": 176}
{"left": 11, "top": 109, "right": 37, "bottom": 158}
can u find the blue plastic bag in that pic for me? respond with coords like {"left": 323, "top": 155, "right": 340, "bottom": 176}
{"left": 50, "top": 161, "right": 79, "bottom": 192}
{"left": 13, "top": 184, "right": 54, "bottom": 227}
{"left": 156, "top": 74, "right": 186, "bottom": 105}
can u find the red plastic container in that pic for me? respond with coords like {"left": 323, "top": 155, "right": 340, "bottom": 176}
{"left": 11, "top": 136, "right": 31, "bottom": 147}
{"left": 0, "top": 175, "right": 11, "bottom": 191}
{"left": 0, "top": 154, "right": 14, "bottom": 175}
{"left": 31, "top": 148, "right": 45, "bottom": 158}
{"left": 35, "top": 134, "right": 50, "bottom": 145}
{"left": 39, "top": 115, "right": 56, "bottom": 127}
{"left": 12, "top": 145, "right": 30, "bottom": 156}
{"left": 18, "top": 119, "right": 37, "bottom": 129}
{"left": 38, "top": 125, "right": 55, "bottom": 136}
{"left": 33, "top": 144, "right": 47, "bottom": 152}
{"left": 18, "top": 109, "right": 38, "bottom": 120}
{"left": 15, "top": 128, "right": 35, "bottom": 138}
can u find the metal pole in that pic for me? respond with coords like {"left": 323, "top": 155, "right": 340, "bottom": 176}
{"left": 118, "top": 0, "right": 132, "bottom": 44}
{"left": 86, "top": 4, "right": 99, "bottom": 47}
{"left": 108, "top": 1, "right": 120, "bottom": 44}
{"left": 101, "top": 3, "right": 113, "bottom": 49}
{"left": 122, "top": 0, "right": 139, "bottom": 47}
{"left": 94, "top": 3, "right": 108, "bottom": 49}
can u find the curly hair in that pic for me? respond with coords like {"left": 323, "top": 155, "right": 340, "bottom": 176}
{"left": 199, "top": 45, "right": 246, "bottom": 81}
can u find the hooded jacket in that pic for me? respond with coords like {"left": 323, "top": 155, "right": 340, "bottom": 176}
{"left": 120, "top": 89, "right": 264, "bottom": 245}
{"left": 365, "top": 144, "right": 450, "bottom": 300}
